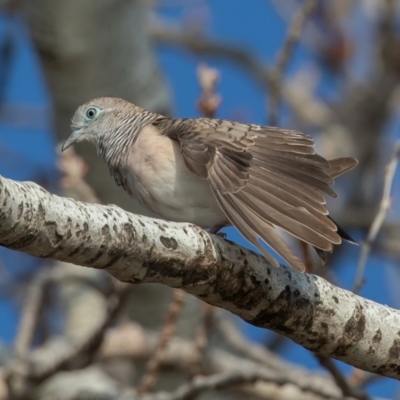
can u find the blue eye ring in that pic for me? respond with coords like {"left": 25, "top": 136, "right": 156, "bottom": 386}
{"left": 85, "top": 107, "right": 98, "bottom": 120}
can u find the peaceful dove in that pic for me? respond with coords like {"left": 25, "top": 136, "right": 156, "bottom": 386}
{"left": 62, "top": 97, "right": 357, "bottom": 272}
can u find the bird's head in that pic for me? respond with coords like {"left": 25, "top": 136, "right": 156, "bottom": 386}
{"left": 62, "top": 97, "right": 143, "bottom": 152}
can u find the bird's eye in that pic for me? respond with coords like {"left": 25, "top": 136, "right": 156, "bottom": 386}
{"left": 85, "top": 107, "right": 98, "bottom": 120}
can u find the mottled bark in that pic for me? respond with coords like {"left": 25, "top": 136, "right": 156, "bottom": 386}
{"left": 0, "top": 174, "right": 400, "bottom": 380}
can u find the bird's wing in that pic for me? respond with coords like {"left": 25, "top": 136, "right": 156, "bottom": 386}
{"left": 153, "top": 117, "right": 357, "bottom": 271}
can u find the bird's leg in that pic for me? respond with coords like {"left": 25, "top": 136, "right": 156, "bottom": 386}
{"left": 209, "top": 224, "right": 227, "bottom": 238}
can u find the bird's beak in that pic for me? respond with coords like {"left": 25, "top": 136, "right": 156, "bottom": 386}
{"left": 62, "top": 129, "right": 83, "bottom": 152}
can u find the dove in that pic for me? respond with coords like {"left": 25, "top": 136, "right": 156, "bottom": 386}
{"left": 62, "top": 97, "right": 357, "bottom": 272}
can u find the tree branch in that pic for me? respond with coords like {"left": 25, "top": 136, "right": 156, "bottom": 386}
{"left": 6, "top": 271, "right": 132, "bottom": 397}
{"left": 138, "top": 289, "right": 186, "bottom": 393}
{"left": 354, "top": 141, "right": 400, "bottom": 294}
{"left": 0, "top": 175, "right": 400, "bottom": 379}
{"left": 150, "top": 24, "right": 273, "bottom": 90}
{"left": 140, "top": 370, "right": 328, "bottom": 400}
{"left": 268, "top": 0, "right": 317, "bottom": 125}
{"left": 316, "top": 356, "right": 370, "bottom": 400}
{"left": 100, "top": 322, "right": 349, "bottom": 400}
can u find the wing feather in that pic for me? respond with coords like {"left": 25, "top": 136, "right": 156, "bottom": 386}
{"left": 154, "top": 116, "right": 357, "bottom": 271}
{"left": 213, "top": 189, "right": 305, "bottom": 271}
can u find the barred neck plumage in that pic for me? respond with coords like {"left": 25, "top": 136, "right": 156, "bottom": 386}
{"left": 96, "top": 110, "right": 157, "bottom": 187}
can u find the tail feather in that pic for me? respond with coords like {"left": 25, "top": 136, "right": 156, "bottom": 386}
{"left": 328, "top": 157, "right": 358, "bottom": 179}
{"left": 328, "top": 216, "right": 357, "bottom": 244}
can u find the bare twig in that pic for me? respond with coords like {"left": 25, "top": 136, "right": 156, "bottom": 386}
{"left": 7, "top": 268, "right": 52, "bottom": 397}
{"left": 216, "top": 313, "right": 288, "bottom": 372}
{"left": 13, "top": 268, "right": 50, "bottom": 360}
{"left": 189, "top": 303, "right": 214, "bottom": 377}
{"left": 151, "top": 24, "right": 273, "bottom": 90}
{"left": 270, "top": 0, "right": 322, "bottom": 49}
{"left": 37, "top": 283, "right": 131, "bottom": 379}
{"left": 151, "top": 22, "right": 335, "bottom": 129}
{"left": 316, "top": 356, "right": 370, "bottom": 400}
{"left": 138, "top": 289, "right": 186, "bottom": 393}
{"left": 69, "top": 367, "right": 356, "bottom": 400}
{"left": 7, "top": 275, "right": 131, "bottom": 398}
{"left": 353, "top": 141, "right": 400, "bottom": 294}
{"left": 13, "top": 267, "right": 114, "bottom": 362}
{"left": 9, "top": 267, "right": 110, "bottom": 391}
{"left": 268, "top": 0, "right": 317, "bottom": 125}
{"left": 76, "top": 281, "right": 133, "bottom": 367}
{"left": 196, "top": 64, "right": 221, "bottom": 118}
{"left": 274, "top": 0, "right": 317, "bottom": 77}
{"left": 99, "top": 322, "right": 377, "bottom": 400}
{"left": 216, "top": 311, "right": 372, "bottom": 399}
{"left": 144, "top": 370, "right": 300, "bottom": 400}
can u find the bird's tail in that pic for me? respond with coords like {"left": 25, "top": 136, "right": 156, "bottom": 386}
{"left": 312, "top": 157, "right": 358, "bottom": 263}
{"left": 328, "top": 157, "right": 358, "bottom": 179}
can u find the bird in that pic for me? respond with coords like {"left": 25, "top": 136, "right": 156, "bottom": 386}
{"left": 62, "top": 97, "right": 358, "bottom": 272}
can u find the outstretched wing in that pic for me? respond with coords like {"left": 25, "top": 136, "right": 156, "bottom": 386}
{"left": 153, "top": 117, "right": 357, "bottom": 272}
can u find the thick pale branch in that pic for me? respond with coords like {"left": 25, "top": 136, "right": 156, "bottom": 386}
{"left": 0, "top": 175, "right": 400, "bottom": 379}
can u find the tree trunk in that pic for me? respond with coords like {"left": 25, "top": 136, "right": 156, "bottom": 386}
{"left": 23, "top": 0, "right": 171, "bottom": 211}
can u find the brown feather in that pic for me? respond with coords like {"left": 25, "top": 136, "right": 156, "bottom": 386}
{"left": 238, "top": 185, "right": 338, "bottom": 249}
{"left": 250, "top": 167, "right": 328, "bottom": 214}
{"left": 328, "top": 157, "right": 358, "bottom": 179}
{"left": 251, "top": 160, "right": 338, "bottom": 198}
{"left": 213, "top": 189, "right": 305, "bottom": 271}
{"left": 155, "top": 116, "right": 357, "bottom": 271}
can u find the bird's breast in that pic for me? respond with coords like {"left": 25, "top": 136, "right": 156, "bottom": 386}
{"left": 123, "top": 125, "right": 227, "bottom": 228}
